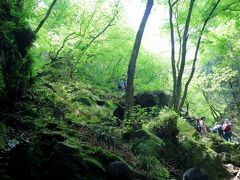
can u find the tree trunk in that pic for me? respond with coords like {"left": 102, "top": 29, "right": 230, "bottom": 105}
{"left": 173, "top": 0, "right": 195, "bottom": 112}
{"left": 168, "top": 0, "right": 178, "bottom": 108}
{"left": 125, "top": 0, "right": 154, "bottom": 118}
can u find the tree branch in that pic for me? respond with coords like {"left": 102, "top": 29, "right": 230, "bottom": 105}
{"left": 53, "top": 32, "right": 78, "bottom": 60}
{"left": 34, "top": 0, "right": 58, "bottom": 34}
{"left": 70, "top": 9, "right": 119, "bottom": 77}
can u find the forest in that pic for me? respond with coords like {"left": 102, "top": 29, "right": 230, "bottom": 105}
{"left": 0, "top": 0, "right": 239, "bottom": 179}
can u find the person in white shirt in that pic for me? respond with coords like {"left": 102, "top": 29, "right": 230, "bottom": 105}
{"left": 199, "top": 117, "right": 208, "bottom": 134}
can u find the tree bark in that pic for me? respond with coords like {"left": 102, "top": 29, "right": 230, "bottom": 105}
{"left": 174, "top": 3, "right": 182, "bottom": 74}
{"left": 34, "top": 0, "right": 58, "bottom": 34}
{"left": 125, "top": 0, "right": 154, "bottom": 118}
{"left": 172, "top": 0, "right": 195, "bottom": 112}
{"left": 168, "top": 0, "right": 178, "bottom": 108}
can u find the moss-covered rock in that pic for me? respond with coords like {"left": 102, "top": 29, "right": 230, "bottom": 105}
{"left": 27, "top": 130, "right": 136, "bottom": 180}
{"left": 207, "top": 134, "right": 240, "bottom": 167}
{"left": 134, "top": 91, "right": 170, "bottom": 108}
{"left": 124, "top": 127, "right": 170, "bottom": 179}
{"left": 178, "top": 137, "right": 230, "bottom": 180}
{"left": 145, "top": 109, "right": 179, "bottom": 140}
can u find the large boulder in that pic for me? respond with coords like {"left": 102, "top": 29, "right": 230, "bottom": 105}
{"left": 27, "top": 130, "right": 132, "bottom": 180}
{"left": 178, "top": 137, "right": 230, "bottom": 180}
{"left": 1, "top": 130, "right": 128, "bottom": 180}
{"left": 106, "top": 161, "right": 131, "bottom": 180}
{"left": 134, "top": 91, "right": 170, "bottom": 108}
{"left": 113, "top": 106, "right": 125, "bottom": 121}
{"left": 113, "top": 91, "right": 170, "bottom": 120}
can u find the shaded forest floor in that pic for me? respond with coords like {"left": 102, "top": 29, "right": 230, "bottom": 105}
{"left": 0, "top": 70, "right": 240, "bottom": 180}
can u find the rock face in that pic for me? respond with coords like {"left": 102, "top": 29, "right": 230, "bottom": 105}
{"left": 134, "top": 91, "right": 170, "bottom": 108}
{"left": 113, "top": 106, "right": 125, "bottom": 120}
{"left": 0, "top": 130, "right": 132, "bottom": 180}
{"left": 106, "top": 161, "right": 131, "bottom": 180}
{"left": 28, "top": 131, "right": 121, "bottom": 180}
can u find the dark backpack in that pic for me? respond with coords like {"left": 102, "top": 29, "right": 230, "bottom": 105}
{"left": 217, "top": 126, "right": 223, "bottom": 132}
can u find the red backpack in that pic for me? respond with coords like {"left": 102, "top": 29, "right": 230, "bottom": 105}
{"left": 223, "top": 124, "right": 231, "bottom": 132}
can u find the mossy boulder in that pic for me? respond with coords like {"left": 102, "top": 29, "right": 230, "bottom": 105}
{"left": 145, "top": 109, "right": 179, "bottom": 140}
{"left": 208, "top": 134, "right": 240, "bottom": 167}
{"left": 177, "top": 118, "right": 197, "bottom": 138}
{"left": 134, "top": 91, "right": 170, "bottom": 108}
{"left": 28, "top": 130, "right": 132, "bottom": 180}
{"left": 179, "top": 137, "right": 230, "bottom": 180}
{"left": 130, "top": 129, "right": 170, "bottom": 179}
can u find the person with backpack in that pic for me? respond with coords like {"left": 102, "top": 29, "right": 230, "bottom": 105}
{"left": 118, "top": 80, "right": 126, "bottom": 91}
{"left": 223, "top": 119, "right": 232, "bottom": 142}
{"left": 211, "top": 122, "right": 224, "bottom": 138}
{"left": 196, "top": 119, "right": 201, "bottom": 132}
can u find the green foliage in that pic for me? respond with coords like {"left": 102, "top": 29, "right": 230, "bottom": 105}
{"left": 28, "top": 0, "right": 169, "bottom": 93}
{"left": 90, "top": 125, "right": 121, "bottom": 150}
{"left": 199, "top": 67, "right": 238, "bottom": 93}
{"left": 187, "top": 0, "right": 240, "bottom": 121}
{"left": 124, "top": 106, "right": 155, "bottom": 131}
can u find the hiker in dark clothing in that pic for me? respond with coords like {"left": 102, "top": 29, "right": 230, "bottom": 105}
{"left": 196, "top": 119, "right": 201, "bottom": 132}
{"left": 211, "top": 122, "right": 224, "bottom": 138}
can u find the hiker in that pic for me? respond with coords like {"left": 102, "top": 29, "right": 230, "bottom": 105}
{"left": 198, "top": 117, "right": 208, "bottom": 134}
{"left": 223, "top": 119, "right": 232, "bottom": 142}
{"left": 118, "top": 80, "right": 126, "bottom": 91}
{"left": 211, "top": 122, "right": 224, "bottom": 138}
{"left": 196, "top": 119, "right": 201, "bottom": 132}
